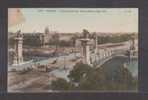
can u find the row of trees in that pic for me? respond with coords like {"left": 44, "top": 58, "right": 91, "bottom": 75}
{"left": 9, "top": 30, "right": 137, "bottom": 48}
{"left": 50, "top": 62, "right": 137, "bottom": 91}
{"left": 97, "top": 33, "right": 136, "bottom": 44}
{"left": 8, "top": 33, "right": 78, "bottom": 48}
{"left": 43, "top": 33, "right": 79, "bottom": 48}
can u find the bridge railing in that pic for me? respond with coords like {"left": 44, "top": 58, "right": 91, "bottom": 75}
{"left": 92, "top": 49, "right": 128, "bottom": 68}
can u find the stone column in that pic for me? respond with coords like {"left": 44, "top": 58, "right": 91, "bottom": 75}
{"left": 13, "top": 30, "right": 23, "bottom": 65}
{"left": 80, "top": 39, "right": 91, "bottom": 65}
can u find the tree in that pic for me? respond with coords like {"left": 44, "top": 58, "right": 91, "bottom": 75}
{"left": 51, "top": 62, "right": 137, "bottom": 91}
{"left": 112, "top": 65, "right": 135, "bottom": 90}
{"left": 51, "top": 33, "right": 60, "bottom": 55}
{"left": 78, "top": 67, "right": 108, "bottom": 90}
{"left": 70, "top": 35, "right": 77, "bottom": 57}
{"left": 51, "top": 78, "right": 74, "bottom": 90}
{"left": 77, "top": 65, "right": 137, "bottom": 91}
{"left": 68, "top": 62, "right": 92, "bottom": 83}
{"left": 97, "top": 34, "right": 135, "bottom": 44}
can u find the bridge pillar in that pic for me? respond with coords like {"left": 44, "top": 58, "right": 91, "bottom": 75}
{"left": 13, "top": 30, "right": 23, "bottom": 65}
{"left": 80, "top": 38, "right": 91, "bottom": 65}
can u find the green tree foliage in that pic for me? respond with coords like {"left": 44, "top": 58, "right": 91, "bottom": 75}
{"left": 97, "top": 34, "right": 135, "bottom": 44}
{"left": 112, "top": 66, "right": 136, "bottom": 90}
{"left": 51, "top": 78, "right": 74, "bottom": 90}
{"left": 58, "top": 40, "right": 72, "bottom": 47}
{"left": 23, "top": 34, "right": 42, "bottom": 47}
{"left": 8, "top": 37, "right": 15, "bottom": 47}
{"left": 68, "top": 62, "right": 92, "bottom": 83}
{"left": 78, "top": 65, "right": 137, "bottom": 91}
{"left": 78, "top": 67, "right": 107, "bottom": 90}
{"left": 50, "top": 33, "right": 60, "bottom": 49}
{"left": 50, "top": 63, "right": 137, "bottom": 91}
{"left": 70, "top": 35, "right": 77, "bottom": 47}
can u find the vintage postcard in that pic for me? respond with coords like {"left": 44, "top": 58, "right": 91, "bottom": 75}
{"left": 8, "top": 8, "right": 138, "bottom": 92}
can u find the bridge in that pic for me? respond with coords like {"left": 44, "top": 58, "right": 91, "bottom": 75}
{"left": 89, "top": 41, "right": 138, "bottom": 68}
{"left": 94, "top": 53, "right": 128, "bottom": 68}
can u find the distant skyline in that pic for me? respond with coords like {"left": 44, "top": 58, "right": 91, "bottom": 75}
{"left": 8, "top": 8, "right": 138, "bottom": 33}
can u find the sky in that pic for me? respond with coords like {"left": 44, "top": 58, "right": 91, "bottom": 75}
{"left": 8, "top": 8, "right": 138, "bottom": 33}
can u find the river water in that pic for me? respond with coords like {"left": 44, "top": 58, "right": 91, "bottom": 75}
{"left": 100, "top": 56, "right": 138, "bottom": 78}
{"left": 9, "top": 53, "right": 138, "bottom": 80}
